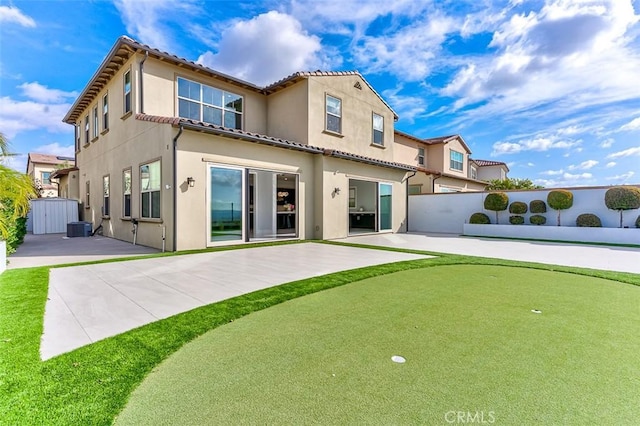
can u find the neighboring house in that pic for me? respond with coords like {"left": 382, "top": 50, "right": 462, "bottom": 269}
{"left": 50, "top": 166, "right": 80, "bottom": 200}
{"left": 26, "top": 153, "right": 75, "bottom": 197}
{"left": 471, "top": 159, "right": 510, "bottom": 182}
{"left": 394, "top": 132, "right": 492, "bottom": 194}
{"left": 62, "top": 36, "right": 414, "bottom": 251}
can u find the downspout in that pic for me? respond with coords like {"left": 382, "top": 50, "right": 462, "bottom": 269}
{"left": 172, "top": 125, "right": 183, "bottom": 252}
{"left": 403, "top": 170, "right": 417, "bottom": 233}
{"left": 432, "top": 173, "right": 442, "bottom": 193}
{"left": 139, "top": 50, "right": 148, "bottom": 114}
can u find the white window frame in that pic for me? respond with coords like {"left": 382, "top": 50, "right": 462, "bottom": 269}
{"left": 92, "top": 106, "right": 99, "bottom": 139}
{"left": 123, "top": 168, "right": 132, "bottom": 218}
{"left": 372, "top": 113, "right": 384, "bottom": 146}
{"left": 470, "top": 166, "right": 478, "bottom": 180}
{"left": 325, "top": 94, "right": 342, "bottom": 134}
{"left": 75, "top": 124, "right": 80, "bottom": 151}
{"left": 418, "top": 147, "right": 425, "bottom": 166}
{"left": 176, "top": 77, "right": 243, "bottom": 129}
{"left": 450, "top": 150, "right": 464, "bottom": 171}
{"left": 102, "top": 93, "right": 109, "bottom": 131}
{"left": 85, "top": 180, "right": 90, "bottom": 208}
{"left": 123, "top": 69, "right": 132, "bottom": 114}
{"left": 103, "top": 175, "right": 110, "bottom": 217}
{"left": 140, "top": 160, "right": 161, "bottom": 219}
{"left": 84, "top": 115, "right": 89, "bottom": 145}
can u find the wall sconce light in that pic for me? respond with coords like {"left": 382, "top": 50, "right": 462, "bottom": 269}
{"left": 187, "top": 177, "right": 195, "bottom": 188}
{"left": 332, "top": 187, "right": 341, "bottom": 196}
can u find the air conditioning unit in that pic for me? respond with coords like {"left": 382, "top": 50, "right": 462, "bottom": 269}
{"left": 67, "top": 221, "right": 92, "bottom": 237}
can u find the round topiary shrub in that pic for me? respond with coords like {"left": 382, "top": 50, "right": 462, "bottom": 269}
{"left": 530, "top": 199, "right": 547, "bottom": 214}
{"left": 484, "top": 192, "right": 509, "bottom": 224}
{"left": 509, "top": 215, "right": 525, "bottom": 225}
{"left": 530, "top": 215, "right": 547, "bottom": 225}
{"left": 576, "top": 213, "right": 602, "bottom": 227}
{"left": 604, "top": 186, "right": 640, "bottom": 228}
{"left": 469, "top": 212, "right": 491, "bottom": 224}
{"left": 509, "top": 201, "right": 528, "bottom": 214}
{"left": 547, "top": 190, "right": 573, "bottom": 226}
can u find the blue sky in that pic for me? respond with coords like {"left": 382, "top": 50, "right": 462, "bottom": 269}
{"left": 1, "top": 0, "right": 639, "bottom": 187}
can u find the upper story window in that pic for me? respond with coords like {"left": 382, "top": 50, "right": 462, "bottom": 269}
{"left": 325, "top": 94, "right": 342, "bottom": 134}
{"left": 41, "top": 171, "right": 51, "bottom": 185}
{"left": 102, "top": 93, "right": 109, "bottom": 131}
{"left": 123, "top": 168, "right": 132, "bottom": 218}
{"left": 372, "top": 113, "right": 384, "bottom": 145}
{"left": 84, "top": 116, "right": 90, "bottom": 145}
{"left": 75, "top": 124, "right": 80, "bottom": 151}
{"left": 450, "top": 150, "right": 464, "bottom": 171}
{"left": 92, "top": 106, "right": 99, "bottom": 139}
{"left": 418, "top": 147, "right": 425, "bottom": 166}
{"left": 123, "top": 70, "right": 132, "bottom": 114}
{"left": 470, "top": 166, "right": 478, "bottom": 180}
{"left": 177, "top": 77, "right": 243, "bottom": 129}
{"left": 103, "top": 175, "right": 110, "bottom": 217}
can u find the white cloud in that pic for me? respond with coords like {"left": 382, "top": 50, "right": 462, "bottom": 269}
{"left": 600, "top": 138, "right": 614, "bottom": 148}
{"left": 113, "top": 0, "right": 198, "bottom": 51}
{"left": 535, "top": 172, "right": 596, "bottom": 188}
{"left": 18, "top": 82, "right": 78, "bottom": 103}
{"left": 568, "top": 160, "right": 598, "bottom": 170}
{"left": 0, "top": 5, "right": 36, "bottom": 27}
{"left": 606, "top": 161, "right": 616, "bottom": 168}
{"left": 606, "top": 146, "right": 640, "bottom": 159}
{"left": 620, "top": 116, "right": 640, "bottom": 131}
{"left": 540, "top": 169, "right": 564, "bottom": 176}
{"left": 0, "top": 97, "right": 72, "bottom": 139}
{"left": 443, "top": 1, "right": 640, "bottom": 122}
{"left": 33, "top": 142, "right": 75, "bottom": 158}
{"left": 492, "top": 136, "right": 580, "bottom": 155}
{"left": 381, "top": 87, "right": 427, "bottom": 123}
{"left": 527, "top": 162, "right": 535, "bottom": 167}
{"left": 198, "top": 12, "right": 329, "bottom": 86}
{"left": 606, "top": 171, "right": 635, "bottom": 182}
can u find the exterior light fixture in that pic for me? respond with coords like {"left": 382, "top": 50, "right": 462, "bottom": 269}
{"left": 187, "top": 177, "right": 195, "bottom": 187}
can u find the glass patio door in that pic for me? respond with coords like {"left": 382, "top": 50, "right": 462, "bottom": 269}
{"left": 209, "top": 165, "right": 244, "bottom": 243}
{"left": 379, "top": 183, "right": 392, "bottom": 231}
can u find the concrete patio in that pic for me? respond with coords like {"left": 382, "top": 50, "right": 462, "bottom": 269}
{"left": 41, "top": 243, "right": 430, "bottom": 360}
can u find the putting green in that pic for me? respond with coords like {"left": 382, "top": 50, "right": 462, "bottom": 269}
{"left": 116, "top": 265, "right": 640, "bottom": 425}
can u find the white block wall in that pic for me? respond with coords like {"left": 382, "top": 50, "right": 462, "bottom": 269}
{"left": 409, "top": 185, "right": 640, "bottom": 234}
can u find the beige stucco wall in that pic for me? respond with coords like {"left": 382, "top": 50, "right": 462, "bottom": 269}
{"left": 409, "top": 172, "right": 433, "bottom": 194}
{"left": 267, "top": 80, "right": 308, "bottom": 143}
{"left": 393, "top": 133, "right": 424, "bottom": 168}
{"left": 477, "top": 165, "right": 507, "bottom": 181}
{"left": 57, "top": 172, "right": 81, "bottom": 200}
{"left": 142, "top": 56, "right": 268, "bottom": 135}
{"left": 28, "top": 163, "right": 59, "bottom": 197}
{"left": 434, "top": 176, "right": 486, "bottom": 193}
{"left": 306, "top": 76, "right": 396, "bottom": 162}
{"left": 175, "top": 130, "right": 316, "bottom": 250}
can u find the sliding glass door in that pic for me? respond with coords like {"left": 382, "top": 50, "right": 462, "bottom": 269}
{"left": 209, "top": 165, "right": 244, "bottom": 243}
{"left": 379, "top": 183, "right": 392, "bottom": 231}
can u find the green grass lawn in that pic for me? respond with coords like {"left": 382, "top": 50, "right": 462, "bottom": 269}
{"left": 1, "top": 243, "right": 639, "bottom": 425}
{"left": 115, "top": 265, "right": 640, "bottom": 425}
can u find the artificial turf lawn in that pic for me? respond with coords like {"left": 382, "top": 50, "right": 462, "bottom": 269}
{"left": 115, "top": 265, "right": 640, "bottom": 425}
{"left": 1, "top": 243, "right": 639, "bottom": 425}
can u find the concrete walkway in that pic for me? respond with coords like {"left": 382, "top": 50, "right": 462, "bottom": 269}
{"left": 8, "top": 233, "right": 158, "bottom": 269}
{"left": 341, "top": 233, "right": 640, "bottom": 274}
{"left": 42, "top": 243, "right": 430, "bottom": 360}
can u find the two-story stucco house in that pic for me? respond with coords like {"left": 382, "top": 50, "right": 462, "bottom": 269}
{"left": 62, "top": 36, "right": 414, "bottom": 251}
{"left": 394, "top": 131, "right": 508, "bottom": 194}
{"left": 26, "top": 153, "right": 75, "bottom": 198}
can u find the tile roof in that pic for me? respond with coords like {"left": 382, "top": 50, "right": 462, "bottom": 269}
{"left": 136, "top": 114, "right": 414, "bottom": 171}
{"left": 65, "top": 37, "right": 399, "bottom": 124}
{"left": 471, "top": 159, "right": 508, "bottom": 168}
{"left": 28, "top": 153, "right": 75, "bottom": 165}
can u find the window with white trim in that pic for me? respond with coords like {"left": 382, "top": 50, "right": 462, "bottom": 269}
{"left": 84, "top": 115, "right": 89, "bottom": 145}
{"left": 123, "top": 168, "right": 131, "bottom": 217}
{"left": 408, "top": 184, "right": 422, "bottom": 195}
{"left": 93, "top": 106, "right": 98, "bottom": 139}
{"left": 102, "top": 93, "right": 109, "bottom": 131}
{"left": 325, "top": 94, "right": 341, "bottom": 133}
{"left": 85, "top": 181, "right": 90, "bottom": 208}
{"left": 124, "top": 69, "right": 132, "bottom": 114}
{"left": 372, "top": 113, "right": 384, "bottom": 145}
{"left": 75, "top": 124, "right": 80, "bottom": 151}
{"left": 177, "top": 77, "right": 243, "bottom": 129}
{"left": 140, "top": 160, "right": 160, "bottom": 218}
{"left": 450, "top": 150, "right": 464, "bottom": 171}
{"left": 470, "top": 166, "right": 477, "bottom": 180}
{"left": 418, "top": 147, "right": 425, "bottom": 166}
{"left": 103, "top": 175, "right": 110, "bottom": 216}
{"left": 41, "top": 172, "right": 51, "bottom": 185}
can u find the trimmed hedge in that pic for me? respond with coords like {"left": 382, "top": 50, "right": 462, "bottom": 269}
{"left": 509, "top": 215, "right": 525, "bottom": 225}
{"left": 469, "top": 212, "right": 491, "bottom": 224}
{"left": 529, "top": 200, "right": 547, "bottom": 214}
{"left": 509, "top": 201, "right": 528, "bottom": 214}
{"left": 604, "top": 186, "right": 640, "bottom": 228}
{"left": 547, "top": 190, "right": 573, "bottom": 226}
{"left": 530, "top": 215, "right": 546, "bottom": 225}
{"left": 576, "top": 213, "right": 602, "bottom": 227}
{"left": 484, "top": 192, "right": 509, "bottom": 224}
